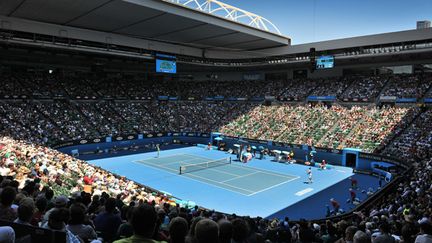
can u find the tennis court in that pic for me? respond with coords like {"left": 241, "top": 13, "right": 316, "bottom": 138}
{"left": 89, "top": 146, "right": 355, "bottom": 218}
{"left": 134, "top": 154, "right": 299, "bottom": 196}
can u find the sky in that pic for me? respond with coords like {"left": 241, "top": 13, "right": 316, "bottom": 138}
{"left": 214, "top": 0, "right": 432, "bottom": 44}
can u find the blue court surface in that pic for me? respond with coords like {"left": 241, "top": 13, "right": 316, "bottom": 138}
{"left": 88, "top": 146, "right": 355, "bottom": 218}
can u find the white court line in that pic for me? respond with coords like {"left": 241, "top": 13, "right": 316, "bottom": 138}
{"left": 132, "top": 160, "right": 178, "bottom": 173}
{"left": 204, "top": 167, "right": 242, "bottom": 177}
{"left": 138, "top": 157, "right": 240, "bottom": 177}
{"left": 132, "top": 160, "right": 254, "bottom": 195}
{"left": 221, "top": 171, "right": 260, "bottom": 183}
{"left": 134, "top": 153, "right": 301, "bottom": 196}
{"left": 229, "top": 163, "right": 298, "bottom": 179}
{"left": 247, "top": 176, "right": 300, "bottom": 196}
{"left": 137, "top": 157, "right": 206, "bottom": 169}
{"left": 295, "top": 188, "right": 314, "bottom": 196}
{"left": 136, "top": 153, "right": 190, "bottom": 161}
{"left": 180, "top": 154, "right": 214, "bottom": 160}
{"left": 134, "top": 160, "right": 182, "bottom": 167}
{"left": 135, "top": 157, "right": 203, "bottom": 167}
{"left": 336, "top": 170, "right": 347, "bottom": 173}
{"left": 183, "top": 154, "right": 298, "bottom": 179}
{"left": 179, "top": 156, "right": 241, "bottom": 177}
{"left": 183, "top": 172, "right": 256, "bottom": 195}
{"left": 179, "top": 158, "right": 207, "bottom": 164}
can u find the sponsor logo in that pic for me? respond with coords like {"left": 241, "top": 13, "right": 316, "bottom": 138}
{"left": 147, "top": 134, "right": 153, "bottom": 138}
{"left": 80, "top": 140, "right": 88, "bottom": 144}
{"left": 127, "top": 135, "right": 134, "bottom": 140}
{"left": 93, "top": 138, "right": 101, "bottom": 143}
{"left": 116, "top": 137, "right": 123, "bottom": 141}
{"left": 157, "top": 133, "right": 163, "bottom": 137}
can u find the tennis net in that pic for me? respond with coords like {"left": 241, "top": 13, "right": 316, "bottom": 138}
{"left": 179, "top": 157, "right": 232, "bottom": 174}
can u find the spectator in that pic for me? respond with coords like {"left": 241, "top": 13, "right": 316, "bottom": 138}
{"left": 117, "top": 206, "right": 134, "bottom": 239}
{"left": 415, "top": 221, "right": 432, "bottom": 243}
{"left": 0, "top": 226, "right": 15, "bottom": 243}
{"left": 114, "top": 204, "right": 166, "bottom": 243}
{"left": 67, "top": 203, "right": 97, "bottom": 242}
{"left": 194, "top": 219, "right": 219, "bottom": 243}
{"left": 43, "top": 208, "right": 81, "bottom": 243}
{"left": 344, "top": 226, "right": 359, "bottom": 243}
{"left": 94, "top": 197, "right": 122, "bottom": 242}
{"left": 168, "top": 217, "right": 188, "bottom": 243}
{"left": 42, "top": 195, "right": 69, "bottom": 226}
{"left": 354, "top": 230, "right": 371, "bottom": 243}
{"left": 373, "top": 223, "right": 395, "bottom": 243}
{"left": 218, "top": 219, "right": 233, "bottom": 243}
{"left": 31, "top": 195, "right": 47, "bottom": 226}
{"left": 0, "top": 186, "right": 17, "bottom": 221}
{"left": 14, "top": 197, "right": 35, "bottom": 226}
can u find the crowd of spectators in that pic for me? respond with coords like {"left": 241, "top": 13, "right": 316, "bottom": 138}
{"left": 220, "top": 104, "right": 416, "bottom": 153}
{"left": 383, "top": 108, "right": 432, "bottom": 162}
{"left": 2, "top": 72, "right": 431, "bottom": 101}
{"left": 381, "top": 74, "right": 432, "bottom": 99}
{"left": 0, "top": 98, "right": 426, "bottom": 154}
{"left": 0, "top": 72, "right": 432, "bottom": 242}
{"left": 1, "top": 135, "right": 432, "bottom": 243}
{"left": 0, "top": 100, "right": 257, "bottom": 146}
{"left": 339, "top": 76, "right": 388, "bottom": 101}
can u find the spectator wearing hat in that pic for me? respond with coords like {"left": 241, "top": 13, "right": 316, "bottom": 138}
{"left": 14, "top": 197, "right": 35, "bottom": 226}
{"left": 41, "top": 195, "right": 69, "bottom": 226}
{"left": 43, "top": 208, "right": 81, "bottom": 243}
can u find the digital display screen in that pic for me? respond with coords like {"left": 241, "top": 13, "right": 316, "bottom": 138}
{"left": 316, "top": 56, "right": 334, "bottom": 69}
{"left": 156, "top": 59, "right": 177, "bottom": 74}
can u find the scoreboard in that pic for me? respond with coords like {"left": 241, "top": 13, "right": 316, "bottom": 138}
{"left": 316, "top": 55, "right": 334, "bottom": 69}
{"left": 155, "top": 53, "right": 177, "bottom": 74}
{"left": 156, "top": 59, "right": 176, "bottom": 74}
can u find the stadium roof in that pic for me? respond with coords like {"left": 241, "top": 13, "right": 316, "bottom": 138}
{"left": 0, "top": 0, "right": 290, "bottom": 51}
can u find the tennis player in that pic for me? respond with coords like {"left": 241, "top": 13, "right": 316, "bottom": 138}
{"left": 307, "top": 167, "right": 313, "bottom": 184}
{"left": 156, "top": 144, "right": 160, "bottom": 158}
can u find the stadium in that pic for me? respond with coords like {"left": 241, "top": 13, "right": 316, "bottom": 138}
{"left": 0, "top": 0, "right": 431, "bottom": 242}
